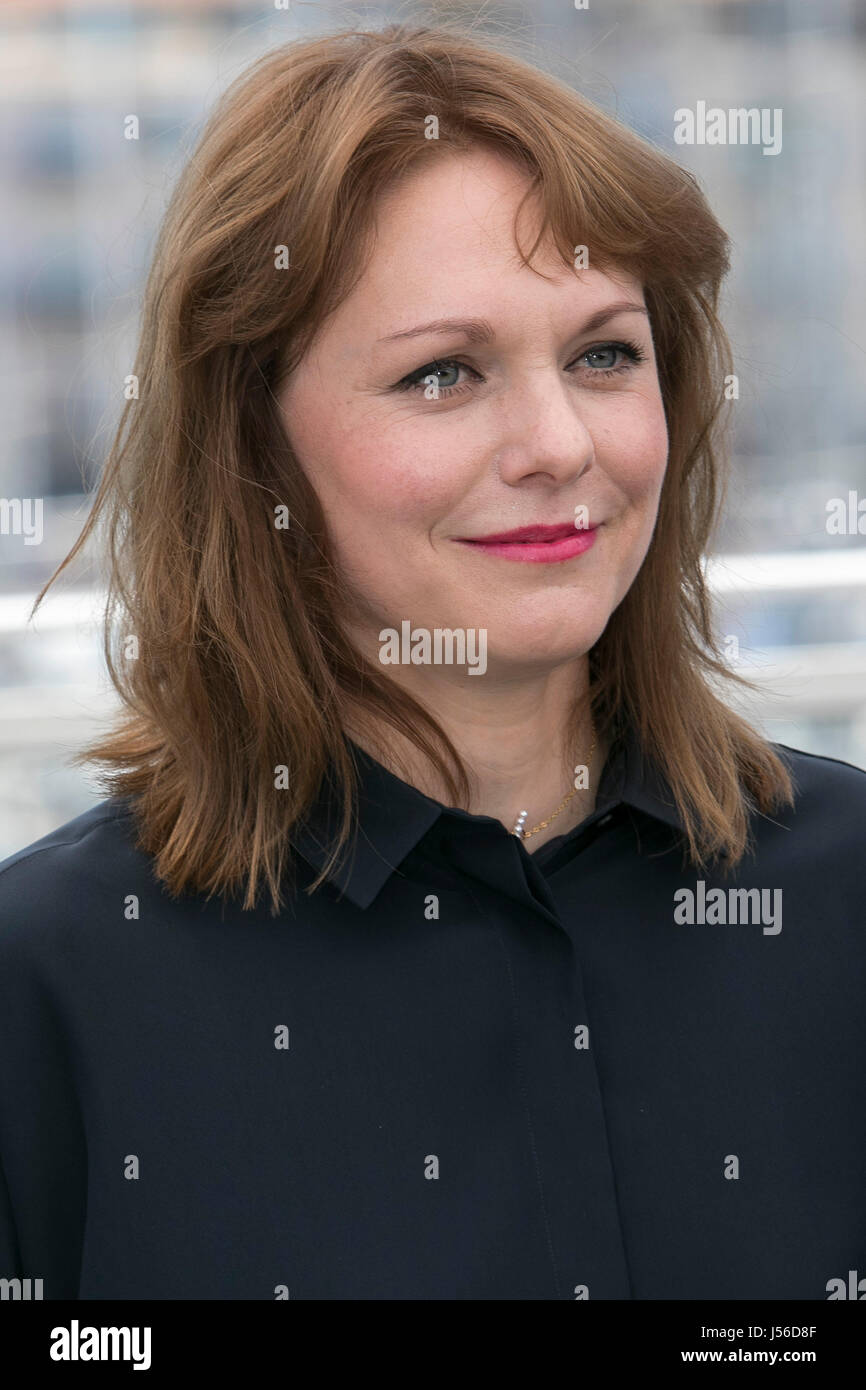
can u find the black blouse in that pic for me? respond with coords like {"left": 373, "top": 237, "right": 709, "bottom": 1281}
{"left": 0, "top": 726, "right": 864, "bottom": 1301}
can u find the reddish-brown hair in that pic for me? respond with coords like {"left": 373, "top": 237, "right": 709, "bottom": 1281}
{"left": 35, "top": 20, "right": 793, "bottom": 913}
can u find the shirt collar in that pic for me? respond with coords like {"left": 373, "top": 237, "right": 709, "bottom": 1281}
{"left": 607, "top": 723, "right": 687, "bottom": 834}
{"left": 291, "top": 722, "right": 685, "bottom": 910}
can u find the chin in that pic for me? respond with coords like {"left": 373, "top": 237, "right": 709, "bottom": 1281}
{"left": 509, "top": 600, "right": 611, "bottom": 647}
{"left": 486, "top": 620, "right": 608, "bottom": 669}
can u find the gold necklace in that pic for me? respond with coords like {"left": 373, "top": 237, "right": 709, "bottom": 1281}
{"left": 511, "top": 728, "right": 597, "bottom": 841}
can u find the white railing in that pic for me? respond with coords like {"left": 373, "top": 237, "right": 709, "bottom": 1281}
{"left": 704, "top": 549, "right": 866, "bottom": 592}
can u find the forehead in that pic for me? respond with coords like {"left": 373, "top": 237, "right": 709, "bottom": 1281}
{"left": 333, "top": 148, "right": 643, "bottom": 337}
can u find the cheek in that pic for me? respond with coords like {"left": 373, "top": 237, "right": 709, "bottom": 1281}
{"left": 302, "top": 417, "right": 464, "bottom": 540}
{"left": 598, "top": 395, "right": 669, "bottom": 505}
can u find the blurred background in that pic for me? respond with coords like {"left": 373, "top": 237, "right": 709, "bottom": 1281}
{"left": 1, "top": 0, "right": 865, "bottom": 856}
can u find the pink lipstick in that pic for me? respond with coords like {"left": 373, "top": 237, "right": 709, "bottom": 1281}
{"left": 455, "top": 521, "right": 598, "bottom": 563}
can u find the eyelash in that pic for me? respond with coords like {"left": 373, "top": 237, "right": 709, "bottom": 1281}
{"left": 393, "top": 339, "right": 648, "bottom": 398}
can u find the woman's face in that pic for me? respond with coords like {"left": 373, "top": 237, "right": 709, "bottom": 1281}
{"left": 278, "top": 147, "right": 669, "bottom": 679}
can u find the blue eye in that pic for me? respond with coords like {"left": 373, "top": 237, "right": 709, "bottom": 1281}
{"left": 579, "top": 340, "right": 648, "bottom": 374}
{"left": 399, "top": 360, "right": 475, "bottom": 397}
{"left": 584, "top": 345, "right": 623, "bottom": 370}
{"left": 393, "top": 339, "right": 647, "bottom": 398}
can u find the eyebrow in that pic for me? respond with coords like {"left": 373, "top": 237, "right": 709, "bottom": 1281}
{"left": 377, "top": 300, "right": 650, "bottom": 345}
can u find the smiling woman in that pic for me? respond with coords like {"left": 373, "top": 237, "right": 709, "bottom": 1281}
{"left": 0, "top": 20, "right": 864, "bottom": 1304}
{"left": 27, "top": 23, "right": 785, "bottom": 892}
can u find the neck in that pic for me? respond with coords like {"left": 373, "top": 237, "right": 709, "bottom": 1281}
{"left": 344, "top": 656, "right": 604, "bottom": 852}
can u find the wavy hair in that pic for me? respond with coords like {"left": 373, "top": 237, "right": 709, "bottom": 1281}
{"left": 35, "top": 20, "right": 793, "bottom": 913}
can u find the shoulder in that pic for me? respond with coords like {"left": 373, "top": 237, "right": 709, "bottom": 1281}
{"left": 771, "top": 740, "right": 866, "bottom": 808}
{"left": 0, "top": 798, "right": 141, "bottom": 953}
{"left": 0, "top": 796, "right": 136, "bottom": 887}
{"left": 751, "top": 740, "right": 866, "bottom": 865}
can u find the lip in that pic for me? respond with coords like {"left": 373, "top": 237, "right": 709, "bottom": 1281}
{"left": 455, "top": 521, "right": 599, "bottom": 564}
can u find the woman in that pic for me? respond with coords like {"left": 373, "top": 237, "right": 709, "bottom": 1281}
{"left": 0, "top": 22, "right": 863, "bottom": 1302}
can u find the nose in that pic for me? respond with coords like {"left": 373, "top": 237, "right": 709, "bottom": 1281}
{"left": 493, "top": 372, "right": 595, "bottom": 488}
